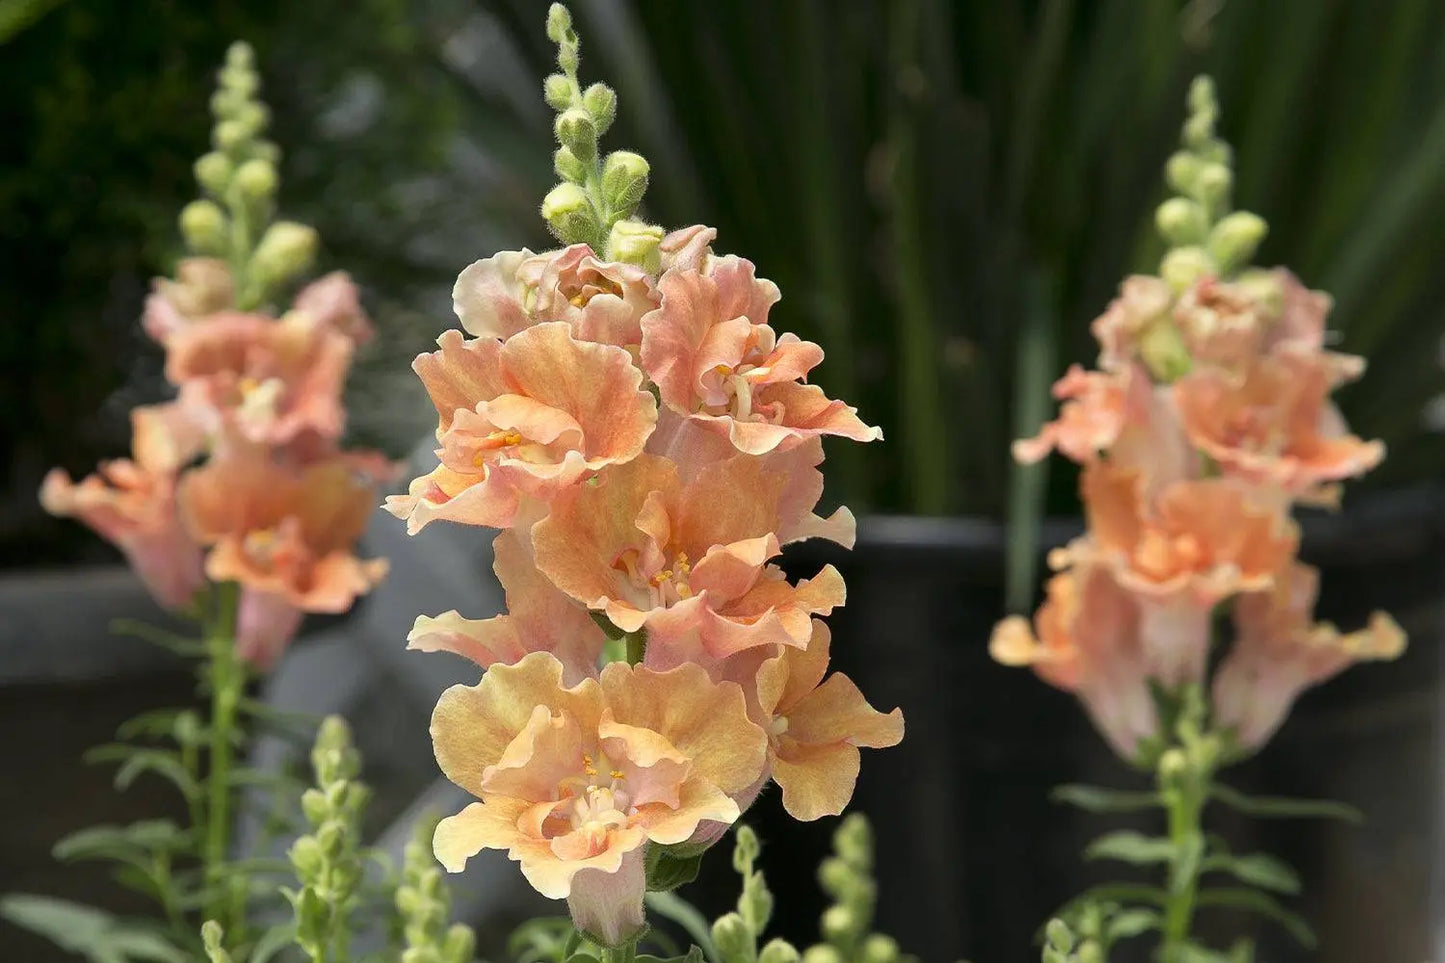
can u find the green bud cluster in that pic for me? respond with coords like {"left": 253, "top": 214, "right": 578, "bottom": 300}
{"left": 1154, "top": 76, "right": 1268, "bottom": 287}
{"left": 185, "top": 41, "right": 317, "bottom": 309}
{"left": 712, "top": 825, "right": 777, "bottom": 963}
{"left": 1041, "top": 916, "right": 1104, "bottom": 963}
{"left": 285, "top": 716, "right": 371, "bottom": 962}
{"left": 540, "top": 4, "right": 661, "bottom": 266}
{"left": 801, "top": 816, "right": 915, "bottom": 963}
{"left": 396, "top": 818, "right": 477, "bottom": 963}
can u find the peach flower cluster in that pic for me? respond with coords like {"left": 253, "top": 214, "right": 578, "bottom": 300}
{"left": 396, "top": 229, "right": 900, "bottom": 943}
{"left": 991, "top": 268, "right": 1403, "bottom": 759}
{"left": 42, "top": 260, "right": 390, "bottom": 667}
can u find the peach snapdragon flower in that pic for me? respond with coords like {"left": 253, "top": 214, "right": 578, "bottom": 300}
{"left": 1212, "top": 563, "right": 1405, "bottom": 750}
{"left": 143, "top": 257, "right": 237, "bottom": 344}
{"left": 753, "top": 621, "right": 904, "bottom": 820}
{"left": 180, "top": 452, "right": 389, "bottom": 666}
{"left": 385, "top": 322, "right": 656, "bottom": 533}
{"left": 640, "top": 255, "right": 882, "bottom": 455}
{"left": 40, "top": 402, "right": 208, "bottom": 610}
{"left": 430, "top": 653, "right": 766, "bottom": 944}
{"left": 452, "top": 245, "right": 657, "bottom": 349}
{"left": 1091, "top": 275, "right": 1174, "bottom": 371}
{"left": 166, "top": 310, "right": 353, "bottom": 448}
{"left": 531, "top": 454, "right": 847, "bottom": 659}
{"left": 407, "top": 529, "right": 605, "bottom": 686}
{"left": 990, "top": 563, "right": 1158, "bottom": 760}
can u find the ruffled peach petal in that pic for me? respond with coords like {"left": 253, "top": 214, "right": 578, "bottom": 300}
{"left": 565, "top": 844, "right": 647, "bottom": 945}
{"left": 785, "top": 674, "right": 904, "bottom": 749}
{"left": 408, "top": 610, "right": 530, "bottom": 667}
{"left": 453, "top": 249, "right": 535, "bottom": 339}
{"left": 658, "top": 224, "right": 717, "bottom": 274}
{"left": 293, "top": 271, "right": 373, "bottom": 344}
{"left": 633, "top": 777, "right": 740, "bottom": 845}
{"left": 1091, "top": 274, "right": 1173, "bottom": 370}
{"left": 771, "top": 741, "right": 860, "bottom": 822}
{"left": 433, "top": 797, "right": 533, "bottom": 873}
{"left": 482, "top": 705, "right": 589, "bottom": 801}
{"left": 412, "top": 329, "right": 507, "bottom": 434}
{"left": 131, "top": 402, "right": 208, "bottom": 474}
{"left": 686, "top": 536, "right": 776, "bottom": 600}
{"left": 383, "top": 464, "right": 521, "bottom": 534}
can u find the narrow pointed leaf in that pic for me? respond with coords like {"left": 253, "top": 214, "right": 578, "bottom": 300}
{"left": 1196, "top": 887, "right": 1316, "bottom": 948}
{"left": 1051, "top": 784, "right": 1162, "bottom": 813}
{"left": 1084, "top": 830, "right": 1177, "bottom": 865}
{"left": 1210, "top": 784, "right": 1362, "bottom": 823}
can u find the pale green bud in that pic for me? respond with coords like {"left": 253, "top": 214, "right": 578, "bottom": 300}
{"left": 1138, "top": 319, "right": 1192, "bottom": 383}
{"left": 201, "top": 920, "right": 230, "bottom": 962}
{"left": 317, "top": 820, "right": 347, "bottom": 859}
{"left": 234, "top": 102, "right": 270, "bottom": 139}
{"left": 442, "top": 924, "right": 476, "bottom": 963}
{"left": 758, "top": 939, "right": 801, "bottom": 963}
{"left": 289, "top": 835, "right": 324, "bottom": 879}
{"left": 1207, "top": 210, "right": 1267, "bottom": 275}
{"left": 554, "top": 146, "right": 588, "bottom": 183}
{"left": 583, "top": 82, "right": 617, "bottom": 133}
{"left": 1159, "top": 747, "right": 1190, "bottom": 781}
{"left": 173, "top": 710, "right": 202, "bottom": 747}
{"left": 1043, "top": 918, "right": 1075, "bottom": 952}
{"left": 558, "top": 41, "right": 579, "bottom": 75}
{"left": 555, "top": 108, "right": 597, "bottom": 161}
{"left": 1165, "top": 151, "right": 1203, "bottom": 196}
{"left": 544, "top": 74, "right": 573, "bottom": 111}
{"left": 712, "top": 912, "right": 754, "bottom": 963}
{"left": 395, "top": 883, "right": 420, "bottom": 916}
{"left": 221, "top": 66, "right": 258, "bottom": 99}
{"left": 817, "top": 856, "right": 853, "bottom": 898}
{"left": 546, "top": 4, "right": 573, "bottom": 43}
{"left": 234, "top": 158, "right": 277, "bottom": 202}
{"left": 1236, "top": 268, "right": 1286, "bottom": 318}
{"left": 607, "top": 219, "right": 663, "bottom": 273}
{"left": 294, "top": 887, "right": 330, "bottom": 949}
{"left": 301, "top": 788, "right": 328, "bottom": 827}
{"left": 741, "top": 877, "right": 775, "bottom": 935}
{"left": 210, "top": 89, "right": 243, "bottom": 121}
{"left": 250, "top": 220, "right": 318, "bottom": 284}
{"left": 820, "top": 905, "right": 856, "bottom": 945}
{"left": 194, "top": 152, "right": 233, "bottom": 196}
{"left": 860, "top": 934, "right": 899, "bottom": 963}
{"left": 1155, "top": 197, "right": 1207, "bottom": 247}
{"left": 733, "top": 824, "right": 762, "bottom": 871}
{"left": 179, "top": 200, "right": 228, "bottom": 255}
{"left": 541, "top": 181, "right": 597, "bottom": 245}
{"left": 601, "top": 150, "right": 649, "bottom": 215}
{"left": 1076, "top": 939, "right": 1105, "bottom": 963}
{"left": 835, "top": 814, "right": 872, "bottom": 869}
{"left": 251, "top": 141, "right": 282, "bottom": 165}
{"left": 801, "top": 947, "right": 843, "bottom": 963}
{"left": 1159, "top": 245, "right": 1214, "bottom": 293}
{"left": 214, "top": 119, "right": 248, "bottom": 153}
{"left": 1196, "top": 162, "right": 1232, "bottom": 211}
{"left": 225, "top": 41, "right": 255, "bottom": 72}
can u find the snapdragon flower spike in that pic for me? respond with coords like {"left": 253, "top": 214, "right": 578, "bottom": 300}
{"left": 430, "top": 652, "right": 767, "bottom": 946}
{"left": 1212, "top": 563, "right": 1405, "bottom": 751}
{"left": 385, "top": 321, "right": 656, "bottom": 534}
{"left": 641, "top": 249, "right": 882, "bottom": 455}
{"left": 40, "top": 403, "right": 208, "bottom": 611}
{"left": 180, "top": 451, "right": 389, "bottom": 667}
{"left": 532, "top": 453, "right": 847, "bottom": 659}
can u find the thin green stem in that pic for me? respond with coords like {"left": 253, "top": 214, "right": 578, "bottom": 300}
{"left": 603, "top": 938, "right": 638, "bottom": 963}
{"left": 1159, "top": 763, "right": 1208, "bottom": 961}
{"left": 646, "top": 891, "right": 718, "bottom": 963}
{"left": 203, "top": 582, "right": 243, "bottom": 932}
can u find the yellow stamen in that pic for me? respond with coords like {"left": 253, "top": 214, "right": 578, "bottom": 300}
{"left": 649, "top": 569, "right": 674, "bottom": 587}
{"left": 238, "top": 376, "right": 261, "bottom": 396}
{"left": 582, "top": 753, "right": 597, "bottom": 778}
{"left": 610, "top": 769, "right": 625, "bottom": 780}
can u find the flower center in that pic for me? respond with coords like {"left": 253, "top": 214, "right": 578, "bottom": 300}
{"left": 647, "top": 552, "right": 694, "bottom": 604}
{"left": 567, "top": 276, "right": 624, "bottom": 308}
{"left": 555, "top": 752, "right": 633, "bottom": 840}
{"left": 1133, "top": 528, "right": 1205, "bottom": 580}
{"left": 470, "top": 429, "right": 524, "bottom": 467}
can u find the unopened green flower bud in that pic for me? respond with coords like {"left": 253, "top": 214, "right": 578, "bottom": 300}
{"left": 195, "top": 152, "right": 233, "bottom": 196}
{"left": 583, "top": 83, "right": 617, "bottom": 133}
{"left": 835, "top": 814, "right": 872, "bottom": 869}
{"left": 201, "top": 920, "right": 230, "bottom": 962}
{"left": 289, "top": 834, "right": 324, "bottom": 878}
{"left": 546, "top": 3, "right": 573, "bottom": 43}
{"left": 1156, "top": 197, "right": 1207, "bottom": 247}
{"left": 817, "top": 856, "right": 853, "bottom": 898}
{"left": 1165, "top": 151, "right": 1203, "bottom": 196}
{"left": 607, "top": 219, "right": 663, "bottom": 273}
{"left": 210, "top": 89, "right": 243, "bottom": 121}
{"left": 221, "top": 66, "right": 258, "bottom": 99}
{"left": 555, "top": 108, "right": 597, "bottom": 161}
{"left": 1138, "top": 319, "right": 1192, "bottom": 383}
{"left": 1160, "top": 245, "right": 1214, "bottom": 293}
{"left": 758, "top": 939, "right": 801, "bottom": 963}
{"left": 1159, "top": 747, "right": 1190, "bottom": 781}
{"left": 602, "top": 150, "right": 649, "bottom": 215}
{"left": 1207, "top": 210, "right": 1267, "bottom": 275}
{"left": 742, "top": 878, "right": 775, "bottom": 934}
{"left": 712, "top": 912, "right": 754, "bottom": 963}
{"left": 1043, "top": 918, "right": 1075, "bottom": 952}
{"left": 554, "top": 146, "right": 588, "bottom": 184}
{"left": 317, "top": 820, "right": 347, "bottom": 859}
{"left": 214, "top": 119, "right": 248, "bottom": 153}
{"left": 442, "top": 924, "right": 476, "bottom": 963}
{"left": 544, "top": 74, "right": 573, "bottom": 111}
{"left": 395, "top": 883, "right": 420, "bottom": 916}
{"left": 234, "top": 102, "right": 270, "bottom": 139}
{"left": 1076, "top": 939, "right": 1105, "bottom": 963}
{"left": 301, "top": 788, "right": 328, "bottom": 827}
{"left": 860, "top": 934, "right": 899, "bottom": 963}
{"left": 173, "top": 710, "right": 202, "bottom": 747}
{"left": 541, "top": 181, "right": 597, "bottom": 245}
{"left": 1196, "top": 162, "right": 1232, "bottom": 211}
{"left": 820, "top": 905, "right": 856, "bottom": 945}
{"left": 180, "top": 200, "right": 228, "bottom": 254}
{"left": 250, "top": 220, "right": 318, "bottom": 284}
{"left": 234, "top": 158, "right": 277, "bottom": 202}
{"left": 801, "top": 946, "right": 843, "bottom": 963}
{"left": 225, "top": 41, "right": 254, "bottom": 72}
{"left": 733, "top": 824, "right": 762, "bottom": 871}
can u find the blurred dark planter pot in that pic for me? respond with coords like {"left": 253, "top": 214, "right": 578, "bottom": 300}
{"left": 738, "top": 486, "right": 1445, "bottom": 963}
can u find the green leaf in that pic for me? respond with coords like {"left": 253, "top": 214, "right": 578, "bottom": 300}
{"left": 0, "top": 895, "right": 188, "bottom": 963}
{"left": 110, "top": 619, "right": 206, "bottom": 656}
{"left": 1051, "top": 784, "right": 1162, "bottom": 813}
{"left": 646, "top": 847, "right": 703, "bottom": 892}
{"left": 1202, "top": 851, "right": 1301, "bottom": 895}
{"left": 248, "top": 922, "right": 297, "bottom": 963}
{"left": 1209, "top": 784, "right": 1362, "bottom": 823}
{"left": 84, "top": 744, "right": 200, "bottom": 800}
{"left": 55, "top": 821, "right": 193, "bottom": 863}
{"left": 1106, "top": 908, "right": 1161, "bottom": 941}
{"left": 1084, "top": 830, "right": 1177, "bottom": 865}
{"left": 1196, "top": 887, "right": 1316, "bottom": 948}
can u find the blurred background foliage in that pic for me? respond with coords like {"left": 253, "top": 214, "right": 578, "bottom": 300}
{"left": 5, "top": 0, "right": 1445, "bottom": 564}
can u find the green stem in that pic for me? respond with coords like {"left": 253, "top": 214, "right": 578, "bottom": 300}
{"left": 203, "top": 582, "right": 243, "bottom": 932}
{"left": 1159, "top": 771, "right": 1207, "bottom": 961}
{"left": 603, "top": 938, "right": 638, "bottom": 963}
{"left": 646, "top": 891, "right": 719, "bottom": 963}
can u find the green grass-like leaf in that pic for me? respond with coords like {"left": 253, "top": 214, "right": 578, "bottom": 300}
{"left": 1084, "top": 830, "right": 1177, "bottom": 866}
{"left": 1202, "top": 851, "right": 1301, "bottom": 895}
{"left": 1209, "top": 784, "right": 1363, "bottom": 823}
{"left": 0, "top": 894, "right": 188, "bottom": 963}
{"left": 1051, "top": 784, "right": 1162, "bottom": 813}
{"left": 1196, "top": 887, "right": 1316, "bottom": 948}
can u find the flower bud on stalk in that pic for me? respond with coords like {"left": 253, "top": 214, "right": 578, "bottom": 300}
{"left": 250, "top": 221, "right": 318, "bottom": 287}
{"left": 1208, "top": 210, "right": 1268, "bottom": 276}
{"left": 602, "top": 151, "right": 650, "bottom": 215}
{"left": 180, "top": 200, "right": 228, "bottom": 254}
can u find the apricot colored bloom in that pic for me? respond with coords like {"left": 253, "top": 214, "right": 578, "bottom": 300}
{"left": 657, "top": 224, "right": 717, "bottom": 274}
{"left": 640, "top": 255, "right": 882, "bottom": 455}
{"left": 408, "top": 529, "right": 605, "bottom": 686}
{"left": 180, "top": 453, "right": 387, "bottom": 666}
{"left": 1174, "top": 352, "right": 1384, "bottom": 496}
{"left": 166, "top": 310, "right": 353, "bottom": 447}
{"left": 754, "top": 621, "right": 904, "bottom": 820}
{"left": 431, "top": 653, "right": 766, "bottom": 944}
{"left": 292, "top": 271, "right": 375, "bottom": 345}
{"left": 453, "top": 245, "right": 657, "bottom": 349}
{"left": 143, "top": 257, "right": 236, "bottom": 344}
{"left": 1213, "top": 563, "right": 1405, "bottom": 750}
{"left": 532, "top": 453, "right": 847, "bottom": 659}
{"left": 990, "top": 564, "right": 1158, "bottom": 760}
{"left": 385, "top": 322, "right": 656, "bottom": 533}
{"left": 40, "top": 403, "right": 207, "bottom": 610}
{"left": 1091, "top": 275, "right": 1174, "bottom": 371}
